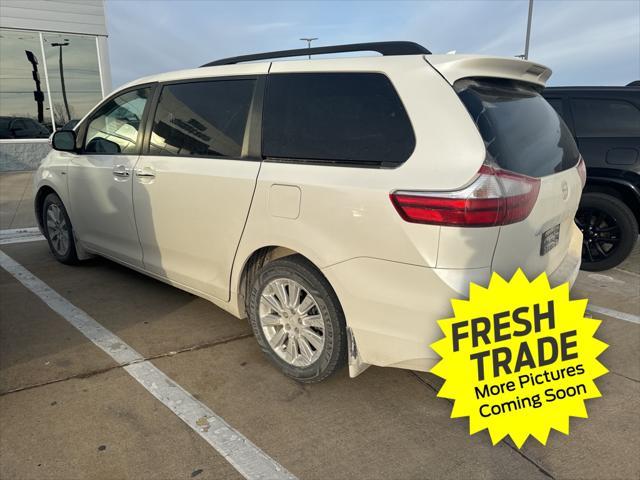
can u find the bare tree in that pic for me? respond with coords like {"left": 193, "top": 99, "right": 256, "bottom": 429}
{"left": 53, "top": 102, "right": 76, "bottom": 128}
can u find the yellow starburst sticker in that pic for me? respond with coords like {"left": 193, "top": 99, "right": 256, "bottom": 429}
{"left": 430, "top": 269, "right": 608, "bottom": 448}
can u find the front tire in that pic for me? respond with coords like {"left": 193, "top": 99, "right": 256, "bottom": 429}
{"left": 42, "top": 193, "right": 79, "bottom": 265}
{"left": 576, "top": 192, "right": 638, "bottom": 271}
{"left": 247, "top": 255, "right": 347, "bottom": 383}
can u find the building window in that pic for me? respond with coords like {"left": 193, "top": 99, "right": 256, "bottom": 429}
{"left": 43, "top": 33, "right": 103, "bottom": 129}
{"left": 0, "top": 28, "right": 104, "bottom": 140}
{"left": 0, "top": 29, "right": 52, "bottom": 138}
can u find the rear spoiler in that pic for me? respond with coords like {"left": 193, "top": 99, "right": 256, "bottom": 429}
{"left": 425, "top": 54, "right": 552, "bottom": 88}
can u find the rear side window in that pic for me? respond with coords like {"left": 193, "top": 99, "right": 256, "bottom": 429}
{"left": 571, "top": 98, "right": 640, "bottom": 137}
{"left": 456, "top": 78, "right": 579, "bottom": 178}
{"left": 262, "top": 73, "right": 415, "bottom": 167}
{"left": 149, "top": 79, "right": 255, "bottom": 158}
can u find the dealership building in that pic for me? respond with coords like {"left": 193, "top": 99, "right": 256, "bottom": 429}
{"left": 0, "top": 0, "right": 111, "bottom": 170}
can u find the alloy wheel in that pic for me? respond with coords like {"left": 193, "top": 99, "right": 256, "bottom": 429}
{"left": 575, "top": 207, "right": 621, "bottom": 263}
{"left": 259, "top": 278, "right": 325, "bottom": 367}
{"left": 46, "top": 203, "right": 70, "bottom": 256}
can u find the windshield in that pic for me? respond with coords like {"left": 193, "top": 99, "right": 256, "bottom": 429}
{"left": 456, "top": 78, "right": 579, "bottom": 178}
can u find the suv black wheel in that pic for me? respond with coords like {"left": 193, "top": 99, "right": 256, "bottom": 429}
{"left": 575, "top": 192, "right": 638, "bottom": 271}
{"left": 42, "top": 193, "right": 80, "bottom": 265}
{"left": 247, "top": 255, "right": 347, "bottom": 383}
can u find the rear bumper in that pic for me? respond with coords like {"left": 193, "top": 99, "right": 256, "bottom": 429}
{"left": 322, "top": 258, "right": 461, "bottom": 376}
{"left": 322, "top": 228, "right": 583, "bottom": 377}
{"left": 547, "top": 223, "right": 582, "bottom": 288}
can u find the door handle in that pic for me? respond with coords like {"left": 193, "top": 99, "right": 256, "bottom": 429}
{"left": 135, "top": 168, "right": 156, "bottom": 178}
{"left": 113, "top": 165, "right": 130, "bottom": 177}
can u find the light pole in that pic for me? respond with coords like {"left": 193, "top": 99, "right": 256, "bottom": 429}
{"left": 300, "top": 37, "right": 318, "bottom": 59}
{"left": 25, "top": 50, "right": 44, "bottom": 124}
{"left": 51, "top": 40, "right": 71, "bottom": 123}
{"left": 523, "top": 0, "right": 534, "bottom": 60}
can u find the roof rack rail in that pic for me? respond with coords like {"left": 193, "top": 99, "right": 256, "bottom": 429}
{"left": 201, "top": 41, "right": 430, "bottom": 67}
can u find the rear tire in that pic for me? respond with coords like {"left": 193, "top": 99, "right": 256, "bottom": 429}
{"left": 576, "top": 192, "right": 638, "bottom": 271}
{"left": 247, "top": 255, "right": 347, "bottom": 383}
{"left": 42, "top": 193, "right": 79, "bottom": 265}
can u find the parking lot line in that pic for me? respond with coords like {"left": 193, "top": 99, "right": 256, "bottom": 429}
{"left": 0, "top": 227, "right": 44, "bottom": 245}
{"left": 0, "top": 249, "right": 297, "bottom": 480}
{"left": 615, "top": 267, "right": 640, "bottom": 278}
{"left": 587, "top": 305, "right": 640, "bottom": 325}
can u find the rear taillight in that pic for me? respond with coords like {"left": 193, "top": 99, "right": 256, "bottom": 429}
{"left": 390, "top": 165, "right": 540, "bottom": 227}
{"left": 576, "top": 156, "right": 587, "bottom": 188}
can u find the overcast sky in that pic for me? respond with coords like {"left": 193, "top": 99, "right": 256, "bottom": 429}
{"left": 105, "top": 0, "right": 640, "bottom": 89}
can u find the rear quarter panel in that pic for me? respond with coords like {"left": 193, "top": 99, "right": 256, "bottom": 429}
{"left": 231, "top": 56, "right": 487, "bottom": 301}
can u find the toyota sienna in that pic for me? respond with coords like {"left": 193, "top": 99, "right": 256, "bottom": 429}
{"left": 36, "top": 42, "right": 585, "bottom": 382}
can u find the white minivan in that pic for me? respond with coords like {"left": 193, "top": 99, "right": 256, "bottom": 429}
{"left": 35, "top": 42, "right": 585, "bottom": 382}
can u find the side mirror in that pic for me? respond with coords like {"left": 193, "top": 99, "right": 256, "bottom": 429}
{"left": 51, "top": 130, "right": 76, "bottom": 152}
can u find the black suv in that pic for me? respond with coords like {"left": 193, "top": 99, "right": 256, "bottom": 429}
{"left": 544, "top": 83, "right": 640, "bottom": 271}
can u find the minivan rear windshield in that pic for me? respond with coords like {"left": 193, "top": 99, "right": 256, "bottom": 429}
{"left": 456, "top": 78, "right": 579, "bottom": 178}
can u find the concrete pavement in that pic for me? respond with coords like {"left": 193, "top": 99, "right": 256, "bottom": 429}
{"left": 1, "top": 170, "right": 639, "bottom": 479}
{"left": 0, "top": 171, "right": 35, "bottom": 230}
{"left": 0, "top": 238, "right": 638, "bottom": 479}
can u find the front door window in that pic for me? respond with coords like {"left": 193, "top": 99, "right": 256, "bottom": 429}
{"left": 84, "top": 88, "right": 150, "bottom": 154}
